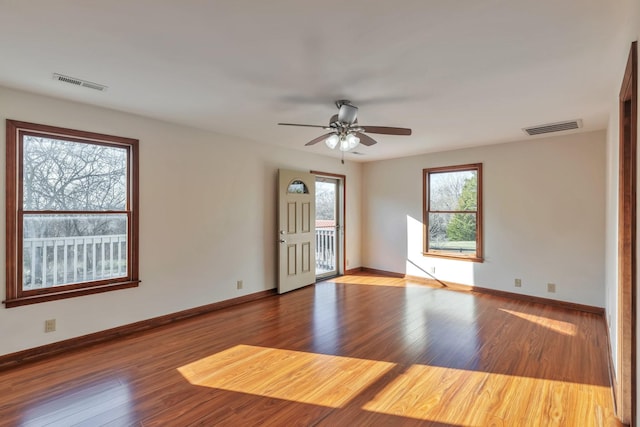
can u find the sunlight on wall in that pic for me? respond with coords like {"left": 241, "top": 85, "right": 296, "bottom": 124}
{"left": 362, "top": 364, "right": 613, "bottom": 425}
{"left": 405, "top": 215, "right": 475, "bottom": 285}
{"left": 177, "top": 345, "right": 395, "bottom": 408}
{"left": 500, "top": 308, "right": 577, "bottom": 336}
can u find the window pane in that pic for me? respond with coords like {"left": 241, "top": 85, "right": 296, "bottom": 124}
{"left": 23, "top": 135, "right": 127, "bottom": 211}
{"left": 428, "top": 212, "right": 477, "bottom": 254}
{"left": 429, "top": 170, "right": 477, "bottom": 211}
{"left": 287, "top": 180, "right": 309, "bottom": 194}
{"left": 23, "top": 214, "right": 128, "bottom": 290}
{"left": 316, "top": 181, "right": 336, "bottom": 220}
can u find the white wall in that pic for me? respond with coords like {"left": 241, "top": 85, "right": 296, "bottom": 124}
{"left": 0, "top": 86, "right": 362, "bottom": 356}
{"left": 363, "top": 131, "right": 606, "bottom": 307}
{"left": 603, "top": 0, "right": 640, "bottom": 411}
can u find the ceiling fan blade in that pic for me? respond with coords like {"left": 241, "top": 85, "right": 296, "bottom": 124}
{"left": 278, "top": 123, "right": 330, "bottom": 129}
{"left": 361, "top": 126, "right": 412, "bottom": 136}
{"left": 305, "top": 132, "right": 336, "bottom": 146}
{"left": 357, "top": 132, "right": 378, "bottom": 146}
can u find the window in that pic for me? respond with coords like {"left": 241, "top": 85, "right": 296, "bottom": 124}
{"left": 423, "top": 163, "right": 483, "bottom": 262}
{"left": 4, "top": 120, "right": 139, "bottom": 307}
{"left": 287, "top": 180, "right": 309, "bottom": 194}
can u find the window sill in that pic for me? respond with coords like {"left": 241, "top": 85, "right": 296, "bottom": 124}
{"left": 3, "top": 280, "right": 140, "bottom": 308}
{"left": 422, "top": 252, "right": 484, "bottom": 263}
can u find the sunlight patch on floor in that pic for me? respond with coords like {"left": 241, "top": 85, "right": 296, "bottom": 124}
{"left": 327, "top": 275, "right": 408, "bottom": 287}
{"left": 178, "top": 345, "right": 395, "bottom": 408}
{"left": 500, "top": 308, "right": 578, "bottom": 336}
{"left": 362, "top": 364, "right": 613, "bottom": 425}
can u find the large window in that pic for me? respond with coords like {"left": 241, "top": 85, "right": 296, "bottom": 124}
{"left": 4, "top": 120, "right": 139, "bottom": 307}
{"left": 423, "top": 163, "right": 483, "bottom": 262}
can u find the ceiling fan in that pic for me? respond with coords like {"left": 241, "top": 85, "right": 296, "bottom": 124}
{"left": 278, "top": 100, "right": 412, "bottom": 152}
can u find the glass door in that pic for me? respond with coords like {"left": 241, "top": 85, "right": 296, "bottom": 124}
{"left": 315, "top": 176, "right": 342, "bottom": 279}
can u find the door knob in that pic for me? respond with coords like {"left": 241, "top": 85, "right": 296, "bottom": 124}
{"left": 279, "top": 239, "right": 286, "bottom": 243}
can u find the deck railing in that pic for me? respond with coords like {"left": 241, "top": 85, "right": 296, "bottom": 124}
{"left": 23, "top": 235, "right": 127, "bottom": 290}
{"left": 315, "top": 226, "right": 336, "bottom": 273}
{"left": 24, "top": 228, "right": 336, "bottom": 288}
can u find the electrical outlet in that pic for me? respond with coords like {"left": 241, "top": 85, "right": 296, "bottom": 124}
{"left": 346, "top": 259, "right": 350, "bottom": 267}
{"left": 547, "top": 283, "right": 556, "bottom": 293}
{"left": 429, "top": 266, "right": 436, "bottom": 274}
{"left": 237, "top": 280, "right": 243, "bottom": 290}
{"left": 514, "top": 278, "right": 522, "bottom": 287}
{"left": 44, "top": 319, "right": 56, "bottom": 333}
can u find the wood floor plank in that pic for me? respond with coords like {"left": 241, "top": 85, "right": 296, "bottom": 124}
{"left": 0, "top": 272, "right": 622, "bottom": 426}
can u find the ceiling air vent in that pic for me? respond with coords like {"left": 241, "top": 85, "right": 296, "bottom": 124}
{"left": 523, "top": 119, "right": 582, "bottom": 136}
{"left": 52, "top": 73, "right": 108, "bottom": 92}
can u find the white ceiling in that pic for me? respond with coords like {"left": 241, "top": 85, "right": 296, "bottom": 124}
{"left": 0, "top": 1, "right": 632, "bottom": 161}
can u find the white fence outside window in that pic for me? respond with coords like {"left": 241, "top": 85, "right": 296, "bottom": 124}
{"left": 23, "top": 235, "right": 127, "bottom": 289}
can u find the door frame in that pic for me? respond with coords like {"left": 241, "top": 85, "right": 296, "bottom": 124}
{"left": 617, "top": 40, "right": 637, "bottom": 425}
{"left": 311, "top": 171, "right": 346, "bottom": 277}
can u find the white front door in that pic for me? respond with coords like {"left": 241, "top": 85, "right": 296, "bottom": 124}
{"left": 278, "top": 169, "right": 316, "bottom": 294}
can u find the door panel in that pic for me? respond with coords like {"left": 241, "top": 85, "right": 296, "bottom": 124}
{"left": 302, "top": 203, "right": 311, "bottom": 232}
{"left": 287, "top": 203, "right": 296, "bottom": 233}
{"left": 287, "top": 245, "right": 296, "bottom": 276}
{"left": 278, "top": 170, "right": 316, "bottom": 294}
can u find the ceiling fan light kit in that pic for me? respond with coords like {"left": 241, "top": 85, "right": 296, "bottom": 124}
{"left": 278, "top": 100, "right": 412, "bottom": 154}
{"left": 326, "top": 133, "right": 360, "bottom": 151}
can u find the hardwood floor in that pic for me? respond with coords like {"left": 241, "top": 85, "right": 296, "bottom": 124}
{"left": 0, "top": 273, "right": 621, "bottom": 426}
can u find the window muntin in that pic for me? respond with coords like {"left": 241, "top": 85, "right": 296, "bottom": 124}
{"left": 423, "top": 164, "right": 483, "bottom": 262}
{"left": 5, "top": 120, "right": 139, "bottom": 307}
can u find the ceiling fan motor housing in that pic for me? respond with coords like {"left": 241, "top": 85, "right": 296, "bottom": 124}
{"left": 338, "top": 103, "right": 358, "bottom": 125}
